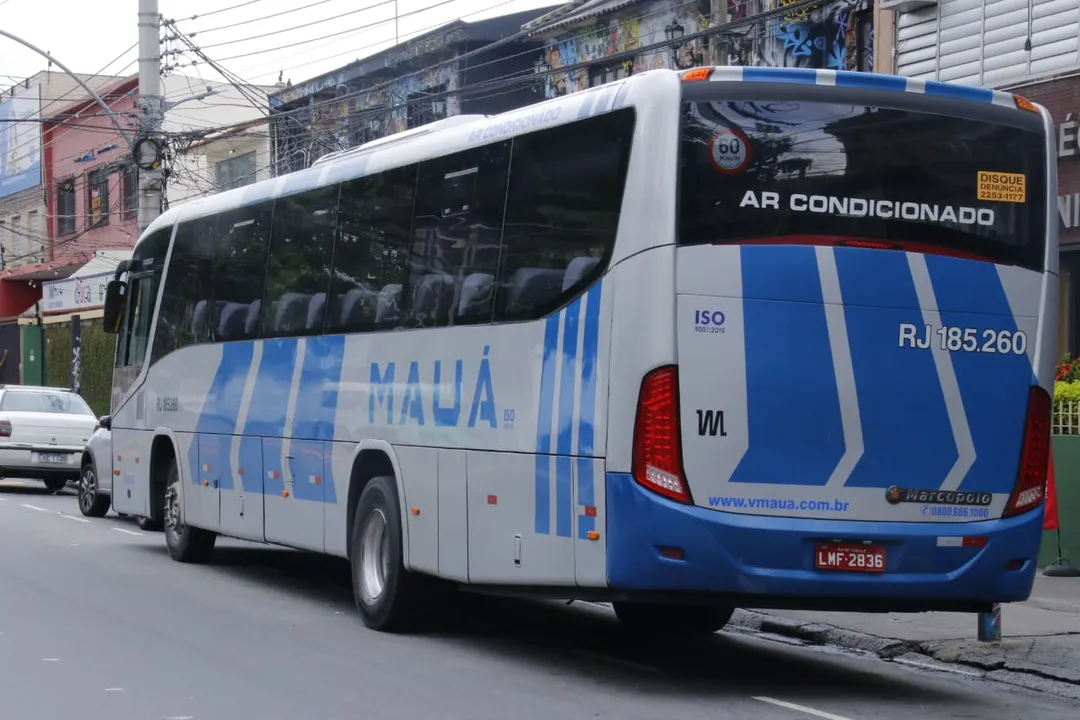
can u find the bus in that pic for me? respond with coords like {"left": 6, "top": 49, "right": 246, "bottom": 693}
{"left": 103, "top": 65, "right": 1057, "bottom": 634}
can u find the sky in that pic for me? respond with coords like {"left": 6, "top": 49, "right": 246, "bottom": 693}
{"left": 0, "top": 0, "right": 558, "bottom": 93}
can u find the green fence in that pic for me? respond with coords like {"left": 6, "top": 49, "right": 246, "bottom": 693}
{"left": 44, "top": 316, "right": 115, "bottom": 417}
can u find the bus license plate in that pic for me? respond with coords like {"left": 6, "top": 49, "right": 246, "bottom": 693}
{"left": 815, "top": 543, "right": 886, "bottom": 573}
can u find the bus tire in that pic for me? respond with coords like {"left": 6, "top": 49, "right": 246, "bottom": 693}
{"left": 612, "top": 602, "right": 734, "bottom": 635}
{"left": 163, "top": 459, "right": 216, "bottom": 563}
{"left": 350, "top": 474, "right": 419, "bottom": 633}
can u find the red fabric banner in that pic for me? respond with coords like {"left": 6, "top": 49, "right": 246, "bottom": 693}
{"left": 1045, "top": 448, "right": 1060, "bottom": 531}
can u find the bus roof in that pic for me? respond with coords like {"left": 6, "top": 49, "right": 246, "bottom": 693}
{"left": 684, "top": 66, "right": 1036, "bottom": 113}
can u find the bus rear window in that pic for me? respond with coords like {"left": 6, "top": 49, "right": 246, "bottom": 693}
{"left": 679, "top": 100, "right": 1047, "bottom": 270}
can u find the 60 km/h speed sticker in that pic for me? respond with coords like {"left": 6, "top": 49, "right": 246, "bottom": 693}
{"left": 708, "top": 127, "right": 752, "bottom": 175}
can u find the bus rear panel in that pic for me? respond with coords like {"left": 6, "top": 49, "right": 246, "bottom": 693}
{"left": 607, "top": 70, "right": 1055, "bottom": 611}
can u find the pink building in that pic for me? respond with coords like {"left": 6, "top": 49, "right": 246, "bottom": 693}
{"left": 41, "top": 75, "right": 140, "bottom": 266}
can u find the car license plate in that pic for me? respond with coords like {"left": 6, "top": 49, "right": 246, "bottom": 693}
{"left": 815, "top": 543, "right": 886, "bottom": 573}
{"left": 36, "top": 453, "right": 68, "bottom": 464}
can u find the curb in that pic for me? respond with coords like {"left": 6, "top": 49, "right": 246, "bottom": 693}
{"left": 728, "top": 609, "right": 1080, "bottom": 687}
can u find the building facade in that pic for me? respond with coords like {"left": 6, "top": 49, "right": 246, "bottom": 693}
{"left": 0, "top": 72, "right": 126, "bottom": 318}
{"left": 162, "top": 76, "right": 276, "bottom": 205}
{"left": 888, "top": 0, "right": 1080, "bottom": 356}
{"left": 269, "top": 8, "right": 557, "bottom": 172}
{"left": 525, "top": 0, "right": 875, "bottom": 95}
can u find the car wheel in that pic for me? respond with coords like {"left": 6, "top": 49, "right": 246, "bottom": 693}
{"left": 78, "top": 460, "right": 110, "bottom": 518}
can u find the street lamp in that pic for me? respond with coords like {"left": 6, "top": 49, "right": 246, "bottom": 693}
{"left": 665, "top": 21, "right": 685, "bottom": 42}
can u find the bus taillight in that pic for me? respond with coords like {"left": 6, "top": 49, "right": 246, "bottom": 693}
{"left": 632, "top": 365, "right": 691, "bottom": 504}
{"left": 1004, "top": 386, "right": 1052, "bottom": 518}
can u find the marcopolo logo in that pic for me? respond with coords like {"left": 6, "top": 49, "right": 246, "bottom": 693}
{"left": 885, "top": 485, "right": 992, "bottom": 507}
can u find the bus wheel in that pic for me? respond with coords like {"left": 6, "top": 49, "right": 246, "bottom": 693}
{"left": 163, "top": 459, "right": 215, "bottom": 563}
{"left": 350, "top": 475, "right": 419, "bottom": 633}
{"left": 612, "top": 602, "right": 734, "bottom": 635}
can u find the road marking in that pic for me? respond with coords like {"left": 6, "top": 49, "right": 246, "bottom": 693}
{"left": 892, "top": 657, "right": 982, "bottom": 677}
{"left": 0, "top": 496, "right": 8, "bottom": 501}
{"left": 42, "top": 658, "right": 59, "bottom": 662}
{"left": 753, "top": 697, "right": 853, "bottom": 720}
{"left": 165, "top": 716, "right": 195, "bottom": 720}
{"left": 61, "top": 515, "right": 91, "bottom": 523}
{"left": 112, "top": 527, "right": 143, "bottom": 536}
{"left": 21, "top": 503, "right": 48, "bottom": 512}
{"left": 104, "top": 688, "right": 124, "bottom": 692}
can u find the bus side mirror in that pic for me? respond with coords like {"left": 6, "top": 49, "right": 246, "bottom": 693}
{"left": 103, "top": 281, "right": 125, "bottom": 334}
{"left": 98, "top": 415, "right": 111, "bottom": 431}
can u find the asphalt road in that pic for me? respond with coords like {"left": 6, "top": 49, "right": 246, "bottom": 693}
{"left": 1, "top": 480, "right": 1078, "bottom": 720}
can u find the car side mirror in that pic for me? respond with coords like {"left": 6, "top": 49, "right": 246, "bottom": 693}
{"left": 98, "top": 415, "right": 111, "bottom": 431}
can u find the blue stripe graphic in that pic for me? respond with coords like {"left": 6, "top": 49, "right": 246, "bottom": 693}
{"left": 834, "top": 71, "right": 907, "bottom": 92}
{"left": 534, "top": 313, "right": 561, "bottom": 535}
{"left": 732, "top": 246, "right": 844, "bottom": 486}
{"left": 577, "top": 281, "right": 603, "bottom": 539}
{"left": 835, "top": 248, "right": 957, "bottom": 489}
{"left": 189, "top": 343, "right": 254, "bottom": 489}
{"left": 292, "top": 336, "right": 346, "bottom": 503}
{"left": 925, "top": 257, "right": 1031, "bottom": 495}
{"left": 924, "top": 80, "right": 994, "bottom": 105}
{"left": 244, "top": 338, "right": 298, "bottom": 437}
{"left": 555, "top": 299, "right": 582, "bottom": 538}
{"left": 741, "top": 67, "right": 819, "bottom": 84}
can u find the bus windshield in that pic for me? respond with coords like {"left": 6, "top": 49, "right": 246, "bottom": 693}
{"left": 679, "top": 98, "right": 1048, "bottom": 271}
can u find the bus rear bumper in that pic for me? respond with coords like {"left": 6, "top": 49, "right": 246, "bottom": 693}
{"left": 605, "top": 473, "right": 1042, "bottom": 610}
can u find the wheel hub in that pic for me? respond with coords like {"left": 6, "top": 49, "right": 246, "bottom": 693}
{"left": 359, "top": 508, "right": 390, "bottom": 604}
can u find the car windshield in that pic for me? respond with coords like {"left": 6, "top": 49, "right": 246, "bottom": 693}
{"left": 0, "top": 390, "right": 93, "bottom": 416}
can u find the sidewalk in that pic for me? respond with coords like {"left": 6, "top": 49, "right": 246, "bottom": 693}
{"left": 728, "top": 576, "right": 1080, "bottom": 686}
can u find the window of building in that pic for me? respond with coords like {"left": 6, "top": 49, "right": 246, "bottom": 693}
{"left": 121, "top": 164, "right": 138, "bottom": 221}
{"left": 588, "top": 64, "right": 626, "bottom": 88}
{"left": 117, "top": 227, "right": 171, "bottom": 369}
{"left": 329, "top": 165, "right": 416, "bottom": 333}
{"left": 210, "top": 203, "right": 272, "bottom": 342}
{"left": 494, "top": 107, "right": 636, "bottom": 321}
{"left": 261, "top": 186, "right": 337, "bottom": 337}
{"left": 406, "top": 140, "right": 511, "bottom": 328}
{"left": 87, "top": 167, "right": 109, "bottom": 228}
{"left": 215, "top": 151, "right": 257, "bottom": 192}
{"left": 151, "top": 219, "right": 214, "bottom": 365}
{"left": 406, "top": 84, "right": 448, "bottom": 129}
{"left": 56, "top": 179, "right": 76, "bottom": 236}
{"left": 11, "top": 215, "right": 22, "bottom": 264}
{"left": 27, "top": 210, "right": 40, "bottom": 263}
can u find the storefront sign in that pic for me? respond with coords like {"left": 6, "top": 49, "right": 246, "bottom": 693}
{"left": 1059, "top": 113, "right": 1078, "bottom": 158}
{"left": 42, "top": 271, "right": 112, "bottom": 314}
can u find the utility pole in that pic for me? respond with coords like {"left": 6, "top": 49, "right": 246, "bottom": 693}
{"left": 135, "top": 0, "right": 165, "bottom": 233}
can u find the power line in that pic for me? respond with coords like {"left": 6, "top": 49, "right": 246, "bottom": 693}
{"left": 171, "top": 0, "right": 273, "bottom": 23}
{"left": 179, "top": 0, "right": 346, "bottom": 36}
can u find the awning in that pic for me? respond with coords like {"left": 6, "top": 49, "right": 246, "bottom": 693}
{"left": 0, "top": 254, "right": 93, "bottom": 283}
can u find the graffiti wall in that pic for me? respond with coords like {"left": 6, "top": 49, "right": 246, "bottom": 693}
{"left": 535, "top": 0, "right": 873, "bottom": 99}
{"left": 727, "top": 0, "right": 873, "bottom": 71}
{"left": 537, "top": 0, "right": 711, "bottom": 99}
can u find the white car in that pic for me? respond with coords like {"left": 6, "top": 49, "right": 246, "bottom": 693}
{"left": 79, "top": 414, "right": 113, "bottom": 517}
{"left": 0, "top": 385, "right": 97, "bottom": 493}
{"left": 79, "top": 416, "right": 161, "bottom": 530}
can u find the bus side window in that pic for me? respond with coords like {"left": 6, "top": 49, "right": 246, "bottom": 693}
{"left": 116, "top": 225, "right": 170, "bottom": 369}
{"left": 211, "top": 203, "right": 272, "bottom": 342}
{"left": 150, "top": 219, "right": 214, "bottom": 366}
{"left": 329, "top": 165, "right": 416, "bottom": 334}
{"left": 260, "top": 187, "right": 337, "bottom": 338}
{"left": 405, "top": 140, "right": 511, "bottom": 329}
{"left": 494, "top": 107, "right": 636, "bottom": 322}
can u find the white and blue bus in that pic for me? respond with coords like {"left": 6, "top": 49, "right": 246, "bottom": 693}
{"left": 103, "top": 65, "right": 1058, "bottom": 634}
